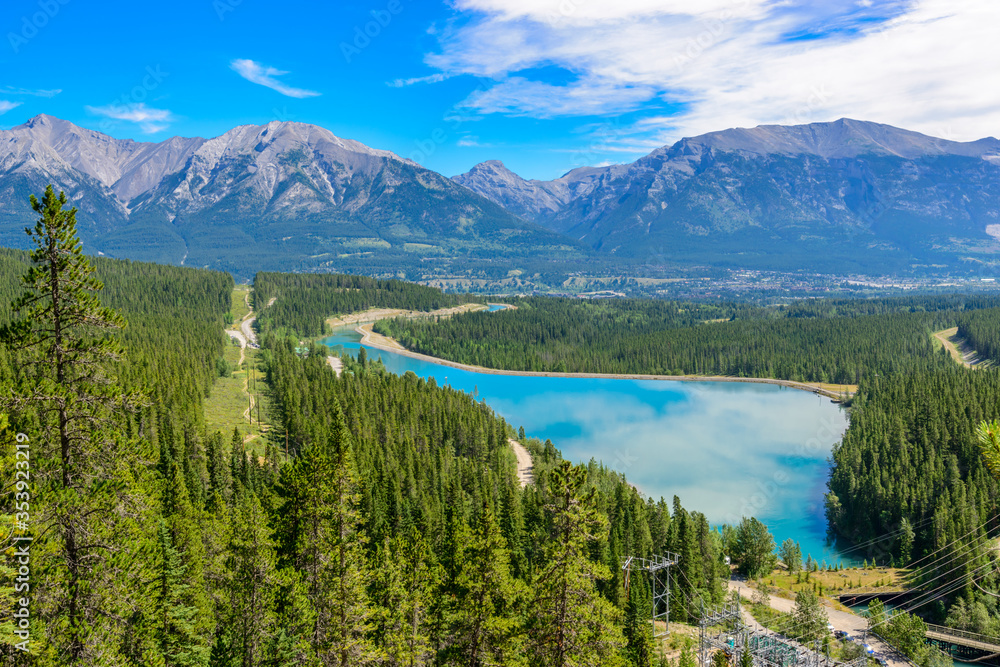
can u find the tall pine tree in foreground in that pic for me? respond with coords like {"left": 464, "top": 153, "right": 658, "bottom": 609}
{"left": 370, "top": 530, "right": 439, "bottom": 667}
{"left": 441, "top": 502, "right": 526, "bottom": 667}
{"left": 0, "top": 186, "right": 156, "bottom": 665}
{"left": 219, "top": 491, "right": 277, "bottom": 667}
{"left": 273, "top": 407, "right": 375, "bottom": 666}
{"left": 528, "top": 462, "right": 625, "bottom": 667}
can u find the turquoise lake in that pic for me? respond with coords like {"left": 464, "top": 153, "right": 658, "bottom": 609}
{"left": 321, "top": 324, "right": 854, "bottom": 565}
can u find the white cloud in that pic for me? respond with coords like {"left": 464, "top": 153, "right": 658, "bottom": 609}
{"left": 0, "top": 101, "right": 22, "bottom": 115}
{"left": 425, "top": 0, "right": 1000, "bottom": 148}
{"left": 0, "top": 87, "right": 61, "bottom": 98}
{"left": 388, "top": 72, "right": 454, "bottom": 88}
{"left": 85, "top": 103, "right": 173, "bottom": 133}
{"left": 457, "top": 135, "right": 480, "bottom": 147}
{"left": 230, "top": 59, "right": 321, "bottom": 98}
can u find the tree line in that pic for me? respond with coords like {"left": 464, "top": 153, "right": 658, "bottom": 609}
{"left": 374, "top": 295, "right": 1000, "bottom": 383}
{"left": 253, "top": 272, "right": 479, "bottom": 338}
{"left": 827, "top": 366, "right": 1000, "bottom": 629}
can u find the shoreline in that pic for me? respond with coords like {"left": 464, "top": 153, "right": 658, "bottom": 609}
{"left": 353, "top": 323, "right": 854, "bottom": 401}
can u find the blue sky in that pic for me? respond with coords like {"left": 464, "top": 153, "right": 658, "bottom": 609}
{"left": 2, "top": 0, "right": 998, "bottom": 180}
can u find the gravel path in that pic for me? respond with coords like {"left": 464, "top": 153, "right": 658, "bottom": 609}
{"left": 508, "top": 439, "right": 534, "bottom": 487}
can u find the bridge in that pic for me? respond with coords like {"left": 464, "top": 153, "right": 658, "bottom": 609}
{"left": 924, "top": 624, "right": 1000, "bottom": 663}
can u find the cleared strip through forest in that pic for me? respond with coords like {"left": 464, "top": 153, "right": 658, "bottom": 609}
{"left": 933, "top": 327, "right": 988, "bottom": 368}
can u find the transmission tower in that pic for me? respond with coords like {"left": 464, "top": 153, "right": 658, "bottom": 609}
{"left": 698, "top": 600, "right": 846, "bottom": 667}
{"left": 623, "top": 552, "right": 680, "bottom": 638}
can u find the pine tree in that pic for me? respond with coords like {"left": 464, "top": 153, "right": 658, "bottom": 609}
{"left": 622, "top": 575, "right": 654, "bottom": 667}
{"left": 977, "top": 420, "right": 1000, "bottom": 480}
{"left": 273, "top": 408, "right": 375, "bottom": 666}
{"left": 205, "top": 431, "right": 232, "bottom": 510}
{"left": 442, "top": 502, "right": 526, "bottom": 667}
{"left": 791, "top": 589, "right": 827, "bottom": 642}
{"left": 498, "top": 479, "right": 525, "bottom": 578}
{"left": 162, "top": 462, "right": 213, "bottom": 658}
{"left": 222, "top": 491, "right": 277, "bottom": 667}
{"left": 156, "top": 520, "right": 208, "bottom": 666}
{"left": 230, "top": 427, "right": 246, "bottom": 493}
{"left": 0, "top": 186, "right": 154, "bottom": 663}
{"left": 527, "top": 462, "right": 625, "bottom": 667}
{"left": 371, "top": 531, "right": 439, "bottom": 667}
{"left": 325, "top": 411, "right": 376, "bottom": 666}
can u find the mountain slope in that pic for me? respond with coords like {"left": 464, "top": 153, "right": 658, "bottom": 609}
{"left": 455, "top": 119, "right": 1000, "bottom": 273}
{"left": 0, "top": 116, "right": 585, "bottom": 278}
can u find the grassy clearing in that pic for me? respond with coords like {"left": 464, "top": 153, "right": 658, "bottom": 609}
{"left": 203, "top": 340, "right": 278, "bottom": 458}
{"left": 654, "top": 620, "right": 699, "bottom": 665}
{"left": 230, "top": 285, "right": 252, "bottom": 327}
{"left": 934, "top": 327, "right": 968, "bottom": 366}
{"left": 758, "top": 566, "right": 906, "bottom": 610}
{"left": 932, "top": 327, "right": 992, "bottom": 369}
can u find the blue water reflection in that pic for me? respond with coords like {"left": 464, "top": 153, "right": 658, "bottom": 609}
{"left": 321, "top": 325, "right": 854, "bottom": 564}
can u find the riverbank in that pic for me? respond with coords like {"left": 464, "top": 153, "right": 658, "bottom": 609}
{"left": 354, "top": 323, "right": 856, "bottom": 400}
{"left": 325, "top": 303, "right": 488, "bottom": 330}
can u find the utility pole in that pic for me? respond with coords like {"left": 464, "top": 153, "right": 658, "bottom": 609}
{"left": 623, "top": 552, "right": 680, "bottom": 639}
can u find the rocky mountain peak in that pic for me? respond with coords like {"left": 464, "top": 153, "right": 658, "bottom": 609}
{"left": 679, "top": 118, "right": 1000, "bottom": 159}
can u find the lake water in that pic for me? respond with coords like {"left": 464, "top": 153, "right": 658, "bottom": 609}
{"left": 321, "top": 324, "right": 854, "bottom": 564}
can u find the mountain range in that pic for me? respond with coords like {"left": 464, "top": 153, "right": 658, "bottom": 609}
{"left": 2, "top": 115, "right": 999, "bottom": 279}
{"left": 0, "top": 115, "right": 582, "bottom": 278}
{"left": 454, "top": 118, "right": 1000, "bottom": 273}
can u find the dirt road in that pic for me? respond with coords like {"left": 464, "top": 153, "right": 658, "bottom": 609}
{"left": 241, "top": 316, "right": 258, "bottom": 348}
{"left": 934, "top": 327, "right": 985, "bottom": 368}
{"left": 509, "top": 439, "right": 534, "bottom": 487}
{"left": 326, "top": 303, "right": 488, "bottom": 330}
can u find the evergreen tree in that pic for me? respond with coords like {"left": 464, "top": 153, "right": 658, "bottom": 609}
{"left": 442, "top": 502, "right": 526, "bottom": 667}
{"left": 790, "top": 589, "right": 827, "bottom": 643}
{"left": 527, "top": 462, "right": 625, "bottom": 667}
{"left": 622, "top": 575, "right": 654, "bottom": 667}
{"left": 0, "top": 186, "right": 154, "bottom": 664}
{"left": 206, "top": 431, "right": 232, "bottom": 509}
{"left": 978, "top": 420, "right": 1000, "bottom": 480}
{"left": 221, "top": 492, "right": 277, "bottom": 667}
{"left": 156, "top": 520, "right": 209, "bottom": 666}
{"left": 867, "top": 598, "right": 888, "bottom": 634}
{"left": 273, "top": 408, "right": 375, "bottom": 666}
{"left": 732, "top": 518, "right": 776, "bottom": 579}
{"left": 778, "top": 539, "right": 801, "bottom": 574}
{"left": 370, "top": 531, "right": 438, "bottom": 667}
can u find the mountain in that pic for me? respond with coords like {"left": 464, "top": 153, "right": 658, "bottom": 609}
{"left": 0, "top": 115, "right": 585, "bottom": 278}
{"left": 454, "top": 119, "right": 1000, "bottom": 273}
{"left": 451, "top": 159, "right": 615, "bottom": 221}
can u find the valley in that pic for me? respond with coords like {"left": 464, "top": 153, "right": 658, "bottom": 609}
{"left": 6, "top": 3, "right": 1000, "bottom": 666}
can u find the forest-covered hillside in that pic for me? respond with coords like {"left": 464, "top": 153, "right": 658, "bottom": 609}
{"left": 2, "top": 208, "right": 999, "bottom": 665}
{"left": 0, "top": 208, "right": 730, "bottom": 667}
{"left": 374, "top": 295, "right": 1000, "bottom": 383}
